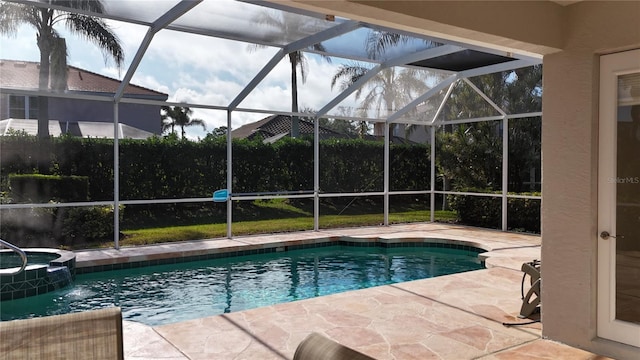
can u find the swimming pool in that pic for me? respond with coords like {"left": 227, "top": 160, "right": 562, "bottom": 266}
{"left": 0, "top": 244, "right": 484, "bottom": 326}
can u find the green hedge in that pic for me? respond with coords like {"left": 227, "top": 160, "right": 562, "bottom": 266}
{"left": 507, "top": 196, "right": 541, "bottom": 233}
{"left": 0, "top": 135, "right": 429, "bottom": 201}
{"left": 9, "top": 174, "right": 89, "bottom": 202}
{"left": 448, "top": 191, "right": 541, "bottom": 233}
{"left": 0, "top": 134, "right": 540, "bottom": 246}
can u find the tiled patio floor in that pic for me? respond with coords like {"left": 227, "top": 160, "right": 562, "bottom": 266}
{"left": 74, "top": 223, "right": 609, "bottom": 360}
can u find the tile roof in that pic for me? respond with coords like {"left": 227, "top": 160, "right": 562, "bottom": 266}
{"left": 231, "top": 114, "right": 353, "bottom": 141}
{"left": 231, "top": 114, "right": 416, "bottom": 144}
{"left": 0, "top": 59, "right": 168, "bottom": 98}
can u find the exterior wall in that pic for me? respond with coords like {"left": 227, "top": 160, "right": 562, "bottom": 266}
{"left": 0, "top": 94, "right": 9, "bottom": 119}
{"left": 541, "top": 2, "right": 639, "bottom": 358}
{"left": 49, "top": 98, "right": 161, "bottom": 134}
{"left": 118, "top": 102, "right": 162, "bottom": 134}
{"left": 285, "top": 0, "right": 640, "bottom": 358}
{"left": 0, "top": 95, "right": 162, "bottom": 134}
{"left": 395, "top": 124, "right": 429, "bottom": 144}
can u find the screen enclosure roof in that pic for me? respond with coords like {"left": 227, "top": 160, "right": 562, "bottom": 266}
{"left": 0, "top": 0, "right": 541, "bottom": 126}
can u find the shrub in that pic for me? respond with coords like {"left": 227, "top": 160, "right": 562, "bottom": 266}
{"left": 448, "top": 192, "right": 502, "bottom": 229}
{"left": 507, "top": 195, "right": 541, "bottom": 233}
{"left": 62, "top": 205, "right": 123, "bottom": 246}
{"left": 448, "top": 190, "right": 541, "bottom": 233}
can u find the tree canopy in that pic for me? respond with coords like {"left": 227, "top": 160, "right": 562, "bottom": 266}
{"left": 161, "top": 106, "right": 207, "bottom": 139}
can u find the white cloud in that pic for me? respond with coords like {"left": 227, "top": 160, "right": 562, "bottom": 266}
{"left": 0, "top": 26, "right": 39, "bottom": 61}
{"left": 298, "top": 57, "right": 344, "bottom": 110}
{"left": 0, "top": 4, "right": 366, "bottom": 140}
{"left": 132, "top": 74, "right": 172, "bottom": 95}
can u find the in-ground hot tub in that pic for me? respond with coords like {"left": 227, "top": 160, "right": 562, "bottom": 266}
{"left": 0, "top": 248, "right": 76, "bottom": 301}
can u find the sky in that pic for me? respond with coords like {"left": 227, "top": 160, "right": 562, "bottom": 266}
{"left": 0, "top": 0, "right": 468, "bottom": 142}
{"left": 0, "top": 1, "right": 374, "bottom": 140}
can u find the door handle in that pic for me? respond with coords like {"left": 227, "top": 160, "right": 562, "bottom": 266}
{"left": 600, "top": 231, "right": 623, "bottom": 240}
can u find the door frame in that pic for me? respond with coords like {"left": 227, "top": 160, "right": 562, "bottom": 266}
{"left": 597, "top": 48, "right": 640, "bottom": 347}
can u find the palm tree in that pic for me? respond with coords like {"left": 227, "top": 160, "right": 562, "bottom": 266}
{"left": 331, "top": 62, "right": 431, "bottom": 136}
{"left": 0, "top": 0, "right": 124, "bottom": 138}
{"left": 365, "top": 30, "right": 411, "bottom": 60}
{"left": 161, "top": 106, "right": 206, "bottom": 139}
{"left": 330, "top": 30, "right": 441, "bottom": 137}
{"left": 250, "top": 10, "right": 331, "bottom": 137}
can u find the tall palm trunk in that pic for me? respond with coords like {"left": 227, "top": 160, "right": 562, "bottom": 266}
{"left": 290, "top": 56, "right": 300, "bottom": 138}
{"left": 373, "top": 94, "right": 395, "bottom": 137}
{"left": 50, "top": 38, "right": 68, "bottom": 91}
{"left": 36, "top": 8, "right": 53, "bottom": 138}
{"left": 374, "top": 122, "right": 400, "bottom": 138}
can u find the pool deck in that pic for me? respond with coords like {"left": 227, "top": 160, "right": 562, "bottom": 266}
{"left": 75, "top": 223, "right": 609, "bottom": 360}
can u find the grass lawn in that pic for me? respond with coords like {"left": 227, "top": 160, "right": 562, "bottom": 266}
{"left": 116, "top": 203, "right": 457, "bottom": 247}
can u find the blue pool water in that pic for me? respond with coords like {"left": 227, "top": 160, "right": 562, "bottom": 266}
{"left": 0, "top": 245, "right": 484, "bottom": 326}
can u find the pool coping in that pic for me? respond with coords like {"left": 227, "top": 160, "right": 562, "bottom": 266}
{"left": 74, "top": 223, "right": 541, "bottom": 274}
{"left": 76, "top": 236, "right": 489, "bottom": 274}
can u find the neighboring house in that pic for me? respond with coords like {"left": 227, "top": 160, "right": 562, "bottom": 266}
{"left": 0, "top": 59, "right": 168, "bottom": 137}
{"left": 231, "top": 115, "right": 351, "bottom": 143}
{"left": 0, "top": 118, "right": 154, "bottom": 139}
{"left": 394, "top": 123, "right": 430, "bottom": 144}
{"left": 232, "top": 114, "right": 415, "bottom": 144}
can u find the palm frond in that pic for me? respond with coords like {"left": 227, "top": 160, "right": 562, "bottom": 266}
{"left": 0, "top": 2, "right": 28, "bottom": 35}
{"left": 54, "top": 0, "right": 105, "bottom": 13}
{"left": 247, "top": 42, "right": 265, "bottom": 52}
{"left": 250, "top": 8, "right": 332, "bottom": 115}
{"left": 310, "top": 42, "right": 332, "bottom": 64}
{"left": 65, "top": 13, "right": 124, "bottom": 68}
{"left": 366, "top": 31, "right": 409, "bottom": 59}
{"left": 253, "top": 10, "right": 284, "bottom": 29}
{"left": 330, "top": 64, "right": 368, "bottom": 91}
{"left": 297, "top": 52, "right": 308, "bottom": 83}
{"left": 162, "top": 106, "right": 205, "bottom": 131}
{"left": 188, "top": 118, "right": 207, "bottom": 131}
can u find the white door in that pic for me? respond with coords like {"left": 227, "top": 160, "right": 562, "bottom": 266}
{"left": 598, "top": 48, "right": 640, "bottom": 347}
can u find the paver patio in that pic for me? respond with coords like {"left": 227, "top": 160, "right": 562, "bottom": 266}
{"left": 74, "top": 223, "right": 609, "bottom": 360}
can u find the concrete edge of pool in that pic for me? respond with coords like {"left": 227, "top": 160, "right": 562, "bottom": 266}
{"left": 74, "top": 223, "right": 541, "bottom": 274}
{"left": 76, "top": 237, "right": 489, "bottom": 274}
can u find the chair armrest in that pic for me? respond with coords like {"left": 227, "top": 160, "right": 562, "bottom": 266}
{"left": 294, "top": 332, "right": 376, "bottom": 360}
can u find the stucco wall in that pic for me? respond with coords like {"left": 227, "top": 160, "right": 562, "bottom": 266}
{"left": 0, "top": 94, "right": 9, "bottom": 120}
{"left": 50, "top": 98, "right": 161, "bottom": 134}
{"left": 0, "top": 95, "right": 162, "bottom": 134}
{"left": 541, "top": 2, "right": 639, "bottom": 358}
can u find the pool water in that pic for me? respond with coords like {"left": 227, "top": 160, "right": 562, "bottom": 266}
{"left": 0, "top": 252, "right": 57, "bottom": 268}
{"left": 0, "top": 245, "right": 484, "bottom": 326}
